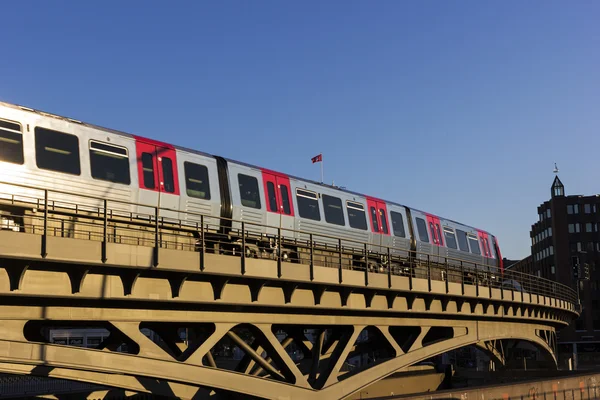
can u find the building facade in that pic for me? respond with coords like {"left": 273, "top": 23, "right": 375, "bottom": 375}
{"left": 526, "top": 176, "right": 600, "bottom": 367}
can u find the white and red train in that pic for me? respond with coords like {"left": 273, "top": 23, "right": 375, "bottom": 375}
{"left": 0, "top": 101, "right": 503, "bottom": 272}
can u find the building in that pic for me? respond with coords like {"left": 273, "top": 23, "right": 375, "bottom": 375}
{"left": 527, "top": 175, "right": 600, "bottom": 368}
{"left": 507, "top": 255, "right": 534, "bottom": 276}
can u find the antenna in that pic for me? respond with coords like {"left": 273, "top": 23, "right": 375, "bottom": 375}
{"left": 553, "top": 163, "right": 559, "bottom": 174}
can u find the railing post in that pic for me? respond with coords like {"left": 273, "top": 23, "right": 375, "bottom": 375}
{"left": 101, "top": 199, "right": 108, "bottom": 263}
{"left": 387, "top": 247, "right": 392, "bottom": 289}
{"left": 310, "top": 234, "right": 315, "bottom": 281}
{"left": 364, "top": 243, "right": 369, "bottom": 286}
{"left": 460, "top": 261, "right": 464, "bottom": 295}
{"left": 241, "top": 222, "right": 246, "bottom": 275}
{"left": 199, "top": 215, "right": 205, "bottom": 271}
{"left": 475, "top": 263, "right": 479, "bottom": 297}
{"left": 153, "top": 207, "right": 159, "bottom": 267}
{"left": 337, "top": 238, "right": 342, "bottom": 284}
{"left": 409, "top": 251, "right": 413, "bottom": 290}
{"left": 445, "top": 257, "right": 449, "bottom": 294}
{"left": 427, "top": 254, "right": 431, "bottom": 292}
{"left": 41, "top": 189, "right": 48, "bottom": 258}
{"left": 488, "top": 265, "right": 492, "bottom": 298}
{"left": 277, "top": 228, "right": 282, "bottom": 278}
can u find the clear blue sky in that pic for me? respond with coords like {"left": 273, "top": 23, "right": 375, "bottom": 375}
{"left": 2, "top": 1, "right": 599, "bottom": 259}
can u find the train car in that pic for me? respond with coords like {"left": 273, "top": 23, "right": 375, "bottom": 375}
{"left": 0, "top": 101, "right": 504, "bottom": 275}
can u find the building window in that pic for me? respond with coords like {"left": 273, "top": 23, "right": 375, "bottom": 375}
{"left": 577, "top": 242, "right": 582, "bottom": 252}
{"left": 548, "top": 227, "right": 552, "bottom": 236}
{"left": 550, "top": 246, "right": 554, "bottom": 255}
{"left": 35, "top": 127, "right": 81, "bottom": 175}
{"left": 346, "top": 201, "right": 367, "bottom": 230}
{"left": 238, "top": 174, "right": 261, "bottom": 209}
{"left": 587, "top": 223, "right": 593, "bottom": 233}
{"left": 576, "top": 223, "right": 581, "bottom": 233}
{"left": 0, "top": 119, "right": 24, "bottom": 165}
{"left": 569, "top": 224, "right": 575, "bottom": 233}
{"left": 551, "top": 265, "right": 555, "bottom": 274}
{"left": 575, "top": 204, "right": 579, "bottom": 214}
{"left": 585, "top": 204, "right": 591, "bottom": 214}
{"left": 390, "top": 211, "right": 406, "bottom": 238}
{"left": 594, "top": 204, "right": 597, "bottom": 213}
{"left": 568, "top": 205, "right": 573, "bottom": 214}
{"left": 184, "top": 162, "right": 210, "bottom": 200}
{"left": 322, "top": 195, "right": 345, "bottom": 226}
{"left": 589, "top": 242, "right": 595, "bottom": 252}
{"left": 546, "top": 209, "right": 551, "bottom": 218}
{"left": 89, "top": 140, "right": 130, "bottom": 185}
{"left": 296, "top": 189, "right": 320, "bottom": 220}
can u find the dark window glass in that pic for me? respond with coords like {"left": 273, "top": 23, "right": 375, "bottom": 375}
{"left": 347, "top": 202, "right": 367, "bottom": 230}
{"left": 390, "top": 211, "right": 406, "bottom": 238}
{"left": 141, "top": 153, "right": 155, "bottom": 189}
{"left": 161, "top": 157, "right": 175, "bottom": 193}
{"left": 456, "top": 229, "right": 469, "bottom": 252}
{"left": 35, "top": 127, "right": 80, "bottom": 175}
{"left": 280, "top": 184, "right": 291, "bottom": 215}
{"left": 468, "top": 235, "right": 481, "bottom": 255}
{"left": 429, "top": 222, "right": 437, "bottom": 244}
{"left": 436, "top": 224, "right": 443, "bottom": 246}
{"left": 267, "top": 181, "right": 278, "bottom": 212}
{"left": 0, "top": 120, "right": 24, "bottom": 165}
{"left": 89, "top": 141, "right": 130, "bottom": 185}
{"left": 416, "top": 218, "right": 429, "bottom": 242}
{"left": 239, "top": 174, "right": 261, "bottom": 209}
{"left": 323, "top": 194, "right": 345, "bottom": 226}
{"left": 296, "top": 189, "right": 320, "bottom": 220}
{"left": 370, "top": 207, "right": 379, "bottom": 232}
{"left": 444, "top": 228, "right": 458, "bottom": 249}
{"left": 380, "top": 209, "right": 388, "bottom": 234}
{"left": 184, "top": 162, "right": 210, "bottom": 200}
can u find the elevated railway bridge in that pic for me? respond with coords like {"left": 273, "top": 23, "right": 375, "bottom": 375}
{"left": 0, "top": 181, "right": 578, "bottom": 399}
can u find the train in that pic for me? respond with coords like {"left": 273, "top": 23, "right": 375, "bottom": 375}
{"left": 0, "top": 100, "right": 503, "bottom": 274}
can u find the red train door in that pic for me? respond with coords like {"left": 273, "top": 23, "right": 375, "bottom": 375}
{"left": 478, "top": 231, "right": 493, "bottom": 262}
{"left": 134, "top": 137, "right": 180, "bottom": 218}
{"left": 426, "top": 215, "right": 443, "bottom": 260}
{"left": 367, "top": 198, "right": 390, "bottom": 250}
{"left": 262, "top": 170, "right": 294, "bottom": 234}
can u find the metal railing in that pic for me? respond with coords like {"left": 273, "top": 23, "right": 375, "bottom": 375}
{"left": 0, "top": 180, "right": 578, "bottom": 306}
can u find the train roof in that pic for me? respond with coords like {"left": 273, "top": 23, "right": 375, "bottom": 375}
{"left": 0, "top": 100, "right": 493, "bottom": 236}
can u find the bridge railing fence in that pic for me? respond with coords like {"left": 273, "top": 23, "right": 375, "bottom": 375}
{"left": 0, "top": 180, "right": 578, "bottom": 305}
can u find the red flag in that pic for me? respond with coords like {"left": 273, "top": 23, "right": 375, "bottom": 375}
{"left": 311, "top": 154, "right": 322, "bottom": 163}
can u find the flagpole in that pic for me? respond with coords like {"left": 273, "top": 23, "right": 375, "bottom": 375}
{"left": 321, "top": 155, "right": 324, "bottom": 183}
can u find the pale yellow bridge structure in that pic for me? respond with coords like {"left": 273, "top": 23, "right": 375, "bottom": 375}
{"left": 0, "top": 182, "right": 578, "bottom": 399}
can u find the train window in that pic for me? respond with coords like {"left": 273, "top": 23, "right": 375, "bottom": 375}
{"left": 456, "top": 229, "right": 469, "bottom": 252}
{"left": 0, "top": 119, "right": 24, "bottom": 165}
{"left": 323, "top": 195, "right": 345, "bottom": 226}
{"left": 184, "top": 162, "right": 210, "bottom": 200}
{"left": 267, "top": 181, "right": 278, "bottom": 212}
{"left": 390, "top": 211, "right": 406, "bottom": 238}
{"left": 280, "top": 184, "right": 291, "bottom": 215}
{"left": 35, "top": 127, "right": 80, "bottom": 175}
{"left": 89, "top": 141, "right": 130, "bottom": 185}
{"left": 161, "top": 157, "right": 175, "bottom": 193}
{"left": 415, "top": 218, "right": 429, "bottom": 242}
{"left": 370, "top": 207, "right": 380, "bottom": 232}
{"left": 346, "top": 201, "right": 367, "bottom": 230}
{"left": 296, "top": 188, "right": 320, "bottom": 221}
{"left": 484, "top": 238, "right": 492, "bottom": 257}
{"left": 238, "top": 174, "right": 261, "bottom": 209}
{"left": 443, "top": 227, "right": 458, "bottom": 249}
{"left": 379, "top": 209, "right": 388, "bottom": 234}
{"left": 141, "top": 153, "right": 155, "bottom": 189}
{"left": 467, "top": 235, "right": 481, "bottom": 255}
{"left": 435, "top": 224, "right": 443, "bottom": 246}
